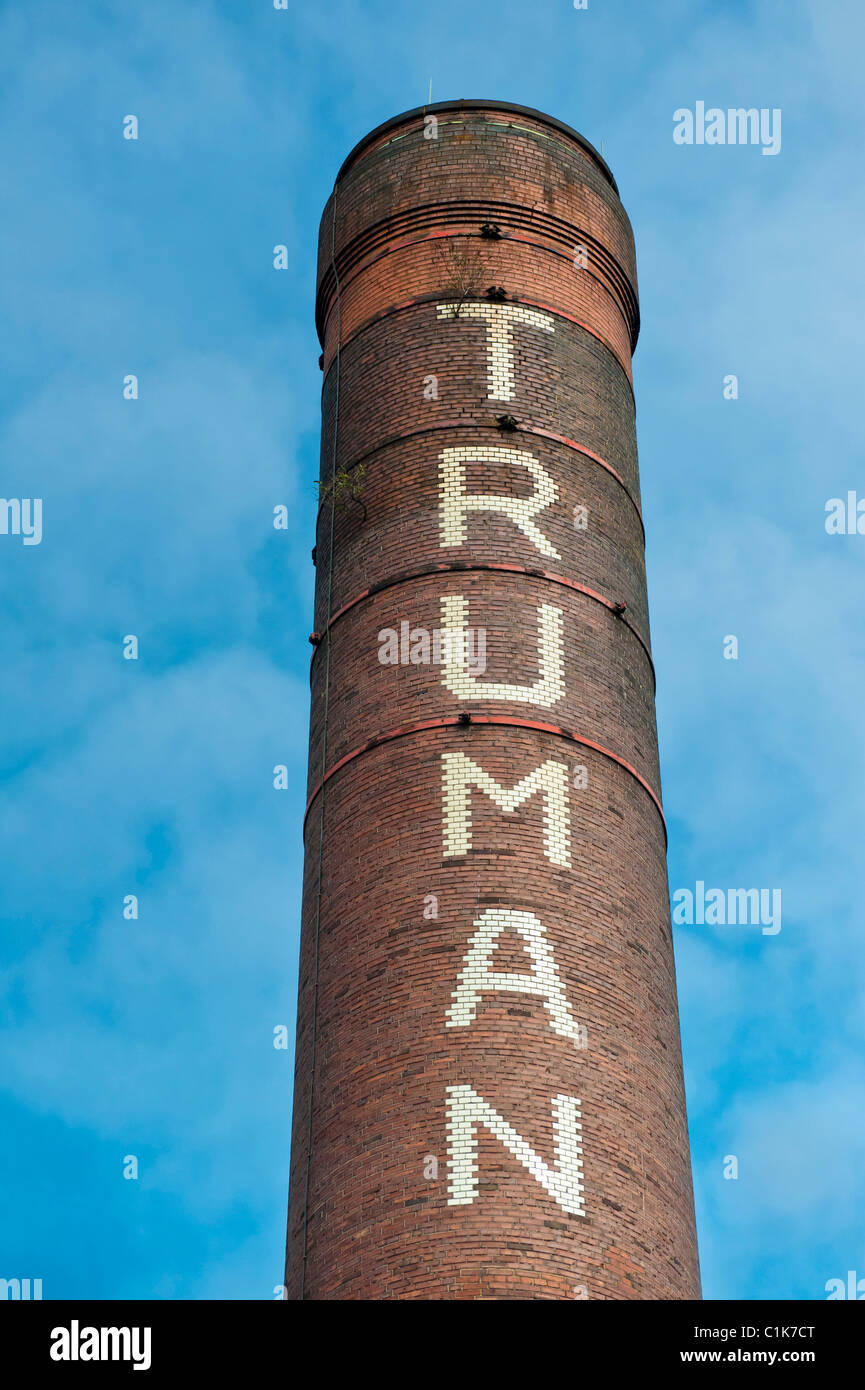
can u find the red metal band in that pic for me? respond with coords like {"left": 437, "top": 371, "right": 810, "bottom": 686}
{"left": 311, "top": 561, "right": 655, "bottom": 688}
{"left": 303, "top": 714, "right": 666, "bottom": 841}
{"left": 319, "top": 272, "right": 636, "bottom": 393}
{"left": 315, "top": 420, "right": 644, "bottom": 537}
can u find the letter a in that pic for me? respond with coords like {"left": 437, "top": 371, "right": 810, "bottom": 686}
{"left": 446, "top": 907, "right": 581, "bottom": 1041}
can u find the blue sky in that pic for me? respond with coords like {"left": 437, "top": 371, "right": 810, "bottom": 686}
{"left": 1, "top": 0, "right": 863, "bottom": 1300}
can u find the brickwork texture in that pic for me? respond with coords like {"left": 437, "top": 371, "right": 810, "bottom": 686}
{"left": 285, "top": 100, "right": 701, "bottom": 1301}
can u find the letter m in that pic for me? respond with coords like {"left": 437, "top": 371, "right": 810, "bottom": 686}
{"left": 441, "top": 751, "right": 570, "bottom": 866}
{"left": 728, "top": 108, "right": 759, "bottom": 144}
{"left": 101, "top": 1329, "right": 130, "bottom": 1360}
{"left": 446, "top": 1084, "right": 585, "bottom": 1216}
{"left": 728, "top": 887, "right": 760, "bottom": 924}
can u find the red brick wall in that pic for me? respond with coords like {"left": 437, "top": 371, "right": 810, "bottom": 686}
{"left": 286, "top": 102, "right": 700, "bottom": 1300}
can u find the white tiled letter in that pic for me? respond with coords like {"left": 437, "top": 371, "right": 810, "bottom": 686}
{"left": 446, "top": 907, "right": 581, "bottom": 1041}
{"left": 440, "top": 595, "right": 564, "bottom": 706}
{"left": 442, "top": 751, "right": 570, "bottom": 866}
{"left": 438, "top": 445, "right": 560, "bottom": 560}
{"left": 437, "top": 302, "right": 555, "bottom": 400}
{"left": 446, "top": 1084, "right": 585, "bottom": 1215}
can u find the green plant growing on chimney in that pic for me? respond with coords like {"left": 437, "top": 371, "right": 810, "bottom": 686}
{"left": 434, "top": 242, "right": 486, "bottom": 317}
{"left": 317, "top": 463, "right": 366, "bottom": 522}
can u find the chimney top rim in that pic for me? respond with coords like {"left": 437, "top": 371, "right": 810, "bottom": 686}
{"left": 333, "top": 100, "right": 619, "bottom": 197}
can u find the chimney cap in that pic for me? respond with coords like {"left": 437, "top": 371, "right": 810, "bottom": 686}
{"left": 333, "top": 100, "right": 618, "bottom": 196}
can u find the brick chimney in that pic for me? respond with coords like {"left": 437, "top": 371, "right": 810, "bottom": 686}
{"left": 285, "top": 100, "right": 700, "bottom": 1301}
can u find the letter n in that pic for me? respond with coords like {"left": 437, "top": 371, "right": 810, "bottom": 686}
{"left": 446, "top": 1084, "right": 585, "bottom": 1216}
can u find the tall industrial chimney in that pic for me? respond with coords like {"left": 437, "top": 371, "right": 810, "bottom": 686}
{"left": 286, "top": 100, "right": 700, "bottom": 1300}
